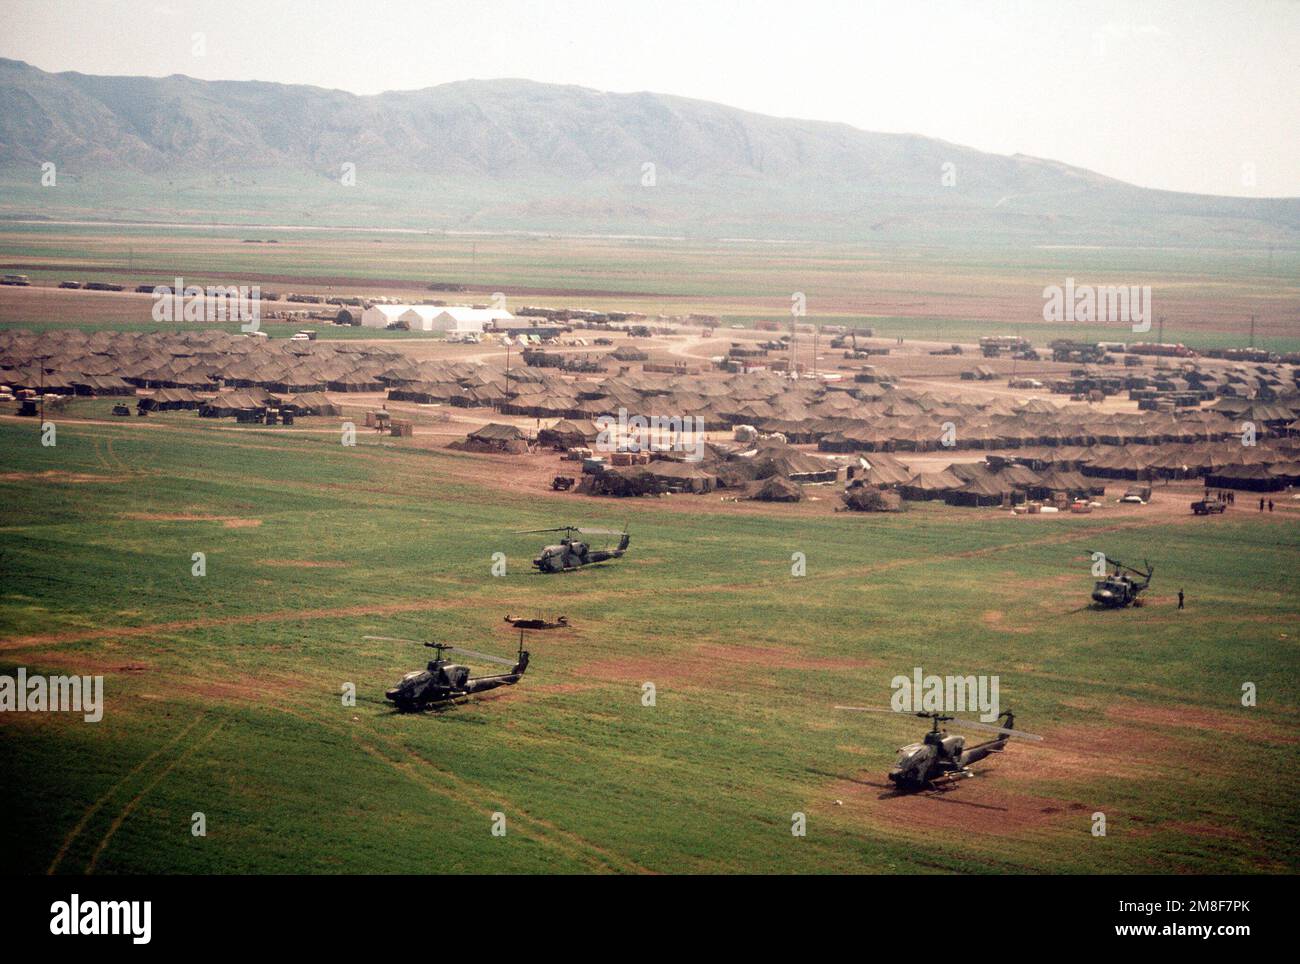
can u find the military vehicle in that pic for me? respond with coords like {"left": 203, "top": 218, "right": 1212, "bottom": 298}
{"left": 1090, "top": 552, "right": 1153, "bottom": 608}
{"left": 835, "top": 707, "right": 1041, "bottom": 789}
{"left": 520, "top": 526, "right": 630, "bottom": 572}
{"left": 367, "top": 634, "right": 530, "bottom": 711}
{"left": 504, "top": 614, "right": 568, "bottom": 629}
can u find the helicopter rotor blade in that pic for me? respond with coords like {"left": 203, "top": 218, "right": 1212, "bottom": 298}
{"left": 945, "top": 718, "right": 1044, "bottom": 741}
{"left": 445, "top": 646, "right": 517, "bottom": 666}
{"left": 835, "top": 706, "right": 1042, "bottom": 741}
{"left": 1087, "top": 550, "right": 1149, "bottom": 578}
{"left": 575, "top": 527, "right": 624, "bottom": 536}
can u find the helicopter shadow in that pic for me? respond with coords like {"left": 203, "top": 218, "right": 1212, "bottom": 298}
{"left": 352, "top": 694, "right": 492, "bottom": 722}
{"left": 905, "top": 770, "right": 1010, "bottom": 811}
{"left": 808, "top": 767, "right": 1009, "bottom": 809}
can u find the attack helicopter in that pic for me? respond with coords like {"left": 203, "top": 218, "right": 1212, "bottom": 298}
{"left": 367, "top": 633, "right": 530, "bottom": 711}
{"left": 835, "top": 707, "right": 1042, "bottom": 790}
{"left": 1089, "top": 552, "right": 1153, "bottom": 608}
{"left": 519, "top": 525, "right": 630, "bottom": 573}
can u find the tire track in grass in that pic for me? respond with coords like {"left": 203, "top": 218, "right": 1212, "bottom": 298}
{"left": 85, "top": 720, "right": 225, "bottom": 874}
{"left": 265, "top": 701, "right": 646, "bottom": 874}
{"left": 47, "top": 711, "right": 209, "bottom": 874}
{"left": 351, "top": 732, "right": 648, "bottom": 874}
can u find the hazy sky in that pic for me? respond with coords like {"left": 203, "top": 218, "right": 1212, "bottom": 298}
{"left": 4, "top": 0, "right": 1297, "bottom": 197}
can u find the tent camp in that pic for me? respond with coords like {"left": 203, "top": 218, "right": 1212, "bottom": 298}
{"left": 752, "top": 475, "right": 804, "bottom": 502}
{"left": 280, "top": 392, "right": 341, "bottom": 416}
{"left": 946, "top": 474, "right": 1014, "bottom": 507}
{"left": 538, "top": 419, "right": 599, "bottom": 449}
{"left": 138, "top": 387, "right": 203, "bottom": 411}
{"left": 462, "top": 423, "right": 529, "bottom": 453}
{"left": 900, "top": 469, "right": 964, "bottom": 501}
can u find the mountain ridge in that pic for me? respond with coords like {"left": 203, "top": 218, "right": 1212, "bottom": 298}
{"left": 1, "top": 58, "right": 1295, "bottom": 244}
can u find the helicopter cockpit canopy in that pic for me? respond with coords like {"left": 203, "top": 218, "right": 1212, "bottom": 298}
{"left": 895, "top": 742, "right": 926, "bottom": 765}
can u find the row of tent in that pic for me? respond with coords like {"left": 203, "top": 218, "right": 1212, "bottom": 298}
{"left": 6, "top": 329, "right": 1300, "bottom": 480}
{"left": 0, "top": 329, "right": 417, "bottom": 395}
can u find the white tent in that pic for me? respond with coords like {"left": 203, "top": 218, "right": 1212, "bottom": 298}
{"left": 422, "top": 306, "right": 514, "bottom": 333}
{"left": 361, "top": 305, "right": 414, "bottom": 329}
{"left": 360, "top": 304, "right": 514, "bottom": 333}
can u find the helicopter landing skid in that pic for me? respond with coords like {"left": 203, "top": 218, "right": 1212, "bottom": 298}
{"left": 924, "top": 770, "right": 975, "bottom": 792}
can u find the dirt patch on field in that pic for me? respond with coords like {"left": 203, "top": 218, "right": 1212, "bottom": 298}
{"left": 161, "top": 672, "right": 306, "bottom": 704}
{"left": 819, "top": 710, "right": 1211, "bottom": 839}
{"left": 574, "top": 656, "right": 693, "bottom": 687}
{"left": 1105, "top": 701, "right": 1294, "bottom": 743}
{"left": 979, "top": 609, "right": 1037, "bottom": 634}
{"left": 20, "top": 651, "right": 301, "bottom": 707}
{"left": 34, "top": 655, "right": 151, "bottom": 677}
{"left": 0, "top": 595, "right": 480, "bottom": 650}
{"left": 256, "top": 559, "right": 346, "bottom": 569}
{"left": 120, "top": 512, "right": 262, "bottom": 528}
{"left": 527, "top": 682, "right": 598, "bottom": 696}
{"left": 826, "top": 770, "right": 1087, "bottom": 837}
{"left": 0, "top": 470, "right": 136, "bottom": 485}
{"left": 1013, "top": 723, "right": 1182, "bottom": 781}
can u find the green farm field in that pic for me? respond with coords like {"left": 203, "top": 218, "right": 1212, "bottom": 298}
{"left": 3, "top": 224, "right": 1299, "bottom": 352}
{"left": 1, "top": 412, "right": 1297, "bottom": 874}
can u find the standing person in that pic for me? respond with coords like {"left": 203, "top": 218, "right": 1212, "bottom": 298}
{"left": 1260, "top": 497, "right": 1266, "bottom": 511}
{"left": 1178, "top": 588, "right": 1185, "bottom": 610}
{"left": 1269, "top": 499, "right": 1274, "bottom": 512}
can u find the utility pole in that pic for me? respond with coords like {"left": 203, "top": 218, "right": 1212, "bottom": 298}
{"left": 36, "top": 351, "right": 49, "bottom": 436}
{"left": 1157, "top": 315, "right": 1165, "bottom": 346}
{"left": 504, "top": 338, "right": 512, "bottom": 406}
{"left": 1249, "top": 314, "right": 1256, "bottom": 349}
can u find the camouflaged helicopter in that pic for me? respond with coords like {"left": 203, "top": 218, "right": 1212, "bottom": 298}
{"left": 367, "top": 634, "right": 530, "bottom": 711}
{"left": 519, "top": 526, "right": 630, "bottom": 573}
{"left": 1089, "top": 551, "right": 1154, "bottom": 608}
{"left": 835, "top": 707, "right": 1042, "bottom": 790}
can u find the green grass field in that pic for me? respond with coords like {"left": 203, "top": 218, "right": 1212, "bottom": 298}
{"left": 2, "top": 413, "right": 1297, "bottom": 874}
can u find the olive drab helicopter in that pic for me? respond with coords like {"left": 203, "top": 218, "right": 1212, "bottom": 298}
{"left": 834, "top": 707, "right": 1042, "bottom": 790}
{"left": 519, "top": 526, "right": 630, "bottom": 573}
{"left": 1089, "top": 551, "right": 1154, "bottom": 608}
{"left": 366, "top": 634, "right": 530, "bottom": 711}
